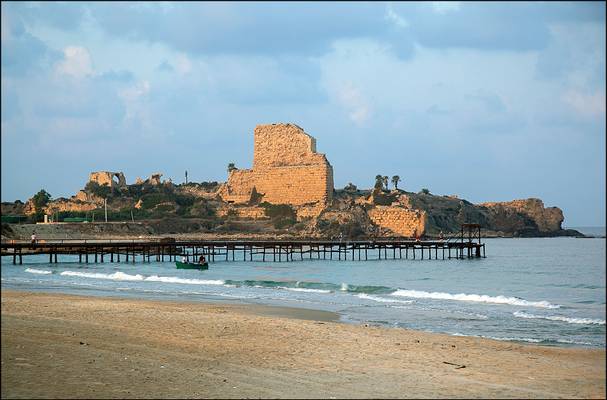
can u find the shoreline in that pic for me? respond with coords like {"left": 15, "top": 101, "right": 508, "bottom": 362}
{"left": 2, "top": 286, "right": 603, "bottom": 350}
{"left": 2, "top": 290, "right": 605, "bottom": 398}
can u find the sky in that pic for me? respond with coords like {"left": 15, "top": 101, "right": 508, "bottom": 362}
{"left": 1, "top": 1, "right": 605, "bottom": 226}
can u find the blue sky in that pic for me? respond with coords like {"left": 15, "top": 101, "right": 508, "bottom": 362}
{"left": 1, "top": 1, "right": 605, "bottom": 226}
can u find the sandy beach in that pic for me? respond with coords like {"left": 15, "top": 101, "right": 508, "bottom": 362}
{"left": 1, "top": 290, "right": 604, "bottom": 399}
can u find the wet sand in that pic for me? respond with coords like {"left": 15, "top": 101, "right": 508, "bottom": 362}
{"left": 2, "top": 290, "right": 605, "bottom": 399}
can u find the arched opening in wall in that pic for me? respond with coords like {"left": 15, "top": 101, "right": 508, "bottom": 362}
{"left": 112, "top": 174, "right": 121, "bottom": 187}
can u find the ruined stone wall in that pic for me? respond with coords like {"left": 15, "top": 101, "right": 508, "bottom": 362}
{"left": 89, "top": 171, "right": 126, "bottom": 188}
{"left": 368, "top": 206, "right": 427, "bottom": 237}
{"left": 253, "top": 165, "right": 333, "bottom": 206}
{"left": 253, "top": 124, "right": 328, "bottom": 169}
{"left": 220, "top": 169, "right": 257, "bottom": 203}
{"left": 220, "top": 124, "right": 334, "bottom": 208}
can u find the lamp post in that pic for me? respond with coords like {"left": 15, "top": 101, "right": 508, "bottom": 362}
{"left": 104, "top": 198, "right": 108, "bottom": 223}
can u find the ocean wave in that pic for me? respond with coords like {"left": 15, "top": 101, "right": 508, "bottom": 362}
{"left": 61, "top": 271, "right": 144, "bottom": 281}
{"left": 452, "top": 332, "right": 596, "bottom": 346}
{"left": 284, "top": 287, "right": 331, "bottom": 294}
{"left": 224, "top": 279, "right": 391, "bottom": 294}
{"left": 60, "top": 271, "right": 224, "bottom": 286}
{"left": 25, "top": 268, "right": 52, "bottom": 275}
{"left": 391, "top": 289, "right": 560, "bottom": 309}
{"left": 357, "top": 293, "right": 414, "bottom": 304}
{"left": 513, "top": 311, "right": 605, "bottom": 325}
{"left": 144, "top": 275, "right": 224, "bottom": 285}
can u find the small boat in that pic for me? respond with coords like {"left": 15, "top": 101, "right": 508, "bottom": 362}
{"left": 175, "top": 261, "right": 209, "bottom": 270}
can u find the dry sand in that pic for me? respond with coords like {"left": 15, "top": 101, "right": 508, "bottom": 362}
{"left": 1, "top": 290, "right": 605, "bottom": 399}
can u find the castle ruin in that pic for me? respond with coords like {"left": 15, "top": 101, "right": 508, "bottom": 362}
{"left": 89, "top": 171, "right": 127, "bottom": 188}
{"left": 220, "top": 124, "right": 334, "bottom": 209}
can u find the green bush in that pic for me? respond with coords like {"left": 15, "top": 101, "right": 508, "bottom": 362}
{"left": 260, "top": 202, "right": 296, "bottom": 219}
{"left": 139, "top": 193, "right": 170, "bottom": 209}
{"left": 273, "top": 217, "right": 296, "bottom": 229}
{"left": 84, "top": 181, "right": 112, "bottom": 198}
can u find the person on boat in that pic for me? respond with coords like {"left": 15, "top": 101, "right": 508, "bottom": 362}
{"left": 181, "top": 256, "right": 187, "bottom": 263}
{"left": 198, "top": 255, "right": 206, "bottom": 264}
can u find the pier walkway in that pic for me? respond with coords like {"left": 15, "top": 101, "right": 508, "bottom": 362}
{"left": 1, "top": 225, "right": 486, "bottom": 265}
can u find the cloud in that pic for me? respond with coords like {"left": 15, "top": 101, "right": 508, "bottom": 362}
{"left": 431, "top": 2, "right": 461, "bottom": 14}
{"left": 55, "top": 46, "right": 94, "bottom": 79}
{"left": 465, "top": 91, "right": 506, "bottom": 113}
{"left": 385, "top": 3, "right": 408, "bottom": 29}
{"left": 1, "top": 7, "right": 61, "bottom": 76}
{"left": 336, "top": 82, "right": 371, "bottom": 125}
{"left": 562, "top": 90, "right": 606, "bottom": 117}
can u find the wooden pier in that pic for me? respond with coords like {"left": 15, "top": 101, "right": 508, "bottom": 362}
{"left": 1, "top": 225, "right": 486, "bottom": 265}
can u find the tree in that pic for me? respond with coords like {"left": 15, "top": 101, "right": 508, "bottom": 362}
{"left": 420, "top": 188, "right": 430, "bottom": 195}
{"left": 391, "top": 175, "right": 400, "bottom": 190}
{"left": 227, "top": 163, "right": 237, "bottom": 174}
{"left": 84, "top": 181, "right": 111, "bottom": 198}
{"left": 374, "top": 175, "right": 384, "bottom": 190}
{"left": 382, "top": 176, "right": 389, "bottom": 191}
{"left": 32, "top": 189, "right": 51, "bottom": 221}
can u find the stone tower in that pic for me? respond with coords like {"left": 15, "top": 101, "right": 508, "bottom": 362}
{"left": 220, "top": 123, "right": 334, "bottom": 208}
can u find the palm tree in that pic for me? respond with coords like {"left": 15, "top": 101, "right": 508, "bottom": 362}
{"left": 382, "top": 176, "right": 389, "bottom": 191}
{"left": 374, "top": 175, "right": 384, "bottom": 190}
{"left": 391, "top": 175, "right": 401, "bottom": 190}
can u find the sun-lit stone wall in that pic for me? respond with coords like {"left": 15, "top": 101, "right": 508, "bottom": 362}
{"left": 368, "top": 206, "right": 427, "bottom": 237}
{"left": 89, "top": 171, "right": 127, "bottom": 188}
{"left": 220, "top": 123, "right": 334, "bottom": 207}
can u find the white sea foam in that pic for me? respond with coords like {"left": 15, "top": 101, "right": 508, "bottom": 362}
{"left": 25, "top": 268, "right": 52, "bottom": 275}
{"left": 144, "top": 275, "right": 224, "bottom": 286}
{"left": 284, "top": 287, "right": 331, "bottom": 294}
{"left": 60, "top": 271, "right": 224, "bottom": 286}
{"left": 340, "top": 283, "right": 349, "bottom": 291}
{"left": 513, "top": 311, "right": 605, "bottom": 325}
{"left": 452, "top": 332, "right": 595, "bottom": 346}
{"left": 451, "top": 332, "right": 542, "bottom": 343}
{"left": 61, "top": 271, "right": 144, "bottom": 281}
{"left": 391, "top": 289, "right": 560, "bottom": 309}
{"left": 358, "top": 293, "right": 414, "bottom": 304}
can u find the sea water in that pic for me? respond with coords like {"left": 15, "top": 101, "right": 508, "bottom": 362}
{"left": 2, "top": 237, "right": 605, "bottom": 348}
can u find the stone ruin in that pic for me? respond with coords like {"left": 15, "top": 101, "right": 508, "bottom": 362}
{"left": 89, "top": 171, "right": 127, "bottom": 188}
{"left": 220, "top": 124, "right": 334, "bottom": 208}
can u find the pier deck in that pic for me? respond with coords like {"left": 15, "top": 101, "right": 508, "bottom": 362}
{"left": 1, "top": 238, "right": 485, "bottom": 265}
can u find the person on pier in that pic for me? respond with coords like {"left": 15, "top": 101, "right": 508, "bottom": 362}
{"left": 31, "top": 232, "right": 37, "bottom": 244}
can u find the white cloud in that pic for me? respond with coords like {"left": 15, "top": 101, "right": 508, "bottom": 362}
{"left": 385, "top": 3, "right": 409, "bottom": 29}
{"left": 119, "top": 80, "right": 150, "bottom": 102}
{"left": 336, "top": 82, "right": 371, "bottom": 125}
{"left": 174, "top": 54, "right": 192, "bottom": 75}
{"left": 562, "top": 90, "right": 606, "bottom": 117}
{"left": 431, "top": 2, "right": 461, "bottom": 14}
{"left": 118, "top": 80, "right": 153, "bottom": 132}
{"left": 55, "top": 46, "right": 93, "bottom": 79}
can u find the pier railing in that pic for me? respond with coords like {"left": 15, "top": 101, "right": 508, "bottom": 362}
{"left": 1, "top": 237, "right": 486, "bottom": 266}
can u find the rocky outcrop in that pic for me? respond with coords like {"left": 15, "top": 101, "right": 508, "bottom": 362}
{"left": 480, "top": 198, "right": 563, "bottom": 233}
{"left": 0, "top": 201, "right": 25, "bottom": 216}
